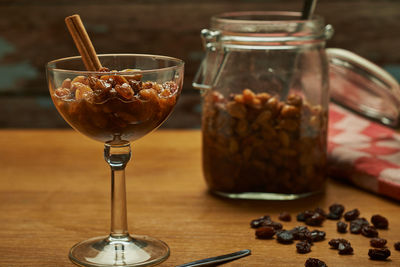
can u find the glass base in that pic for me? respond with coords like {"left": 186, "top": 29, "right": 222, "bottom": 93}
{"left": 212, "top": 190, "right": 320, "bottom": 200}
{"left": 69, "top": 235, "right": 170, "bottom": 267}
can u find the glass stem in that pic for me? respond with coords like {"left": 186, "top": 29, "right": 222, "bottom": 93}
{"left": 104, "top": 141, "right": 131, "bottom": 237}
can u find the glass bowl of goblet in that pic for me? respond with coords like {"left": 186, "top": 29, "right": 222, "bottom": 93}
{"left": 46, "top": 54, "right": 184, "bottom": 267}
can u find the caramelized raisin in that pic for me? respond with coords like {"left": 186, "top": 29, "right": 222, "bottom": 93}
{"left": 129, "top": 80, "right": 143, "bottom": 94}
{"left": 115, "top": 83, "right": 134, "bottom": 100}
{"left": 98, "top": 67, "right": 110, "bottom": 72}
{"left": 281, "top": 104, "right": 300, "bottom": 118}
{"left": 287, "top": 94, "right": 303, "bottom": 106}
{"left": 55, "top": 87, "right": 71, "bottom": 98}
{"left": 61, "top": 78, "right": 72, "bottom": 89}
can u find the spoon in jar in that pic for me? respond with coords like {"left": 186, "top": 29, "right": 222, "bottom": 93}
{"left": 175, "top": 249, "right": 251, "bottom": 267}
{"left": 301, "top": 0, "right": 317, "bottom": 20}
{"left": 282, "top": 0, "right": 318, "bottom": 98}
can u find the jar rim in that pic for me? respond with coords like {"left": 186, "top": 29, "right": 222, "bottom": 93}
{"left": 210, "top": 11, "right": 325, "bottom": 37}
{"left": 212, "top": 11, "right": 323, "bottom": 25}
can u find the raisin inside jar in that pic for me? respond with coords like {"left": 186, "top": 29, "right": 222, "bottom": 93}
{"left": 202, "top": 88, "right": 328, "bottom": 196}
{"left": 51, "top": 70, "right": 179, "bottom": 142}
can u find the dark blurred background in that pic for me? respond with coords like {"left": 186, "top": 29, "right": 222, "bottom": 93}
{"left": 0, "top": 0, "right": 399, "bottom": 129}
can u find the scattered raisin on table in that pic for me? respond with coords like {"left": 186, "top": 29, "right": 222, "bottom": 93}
{"left": 296, "top": 241, "right": 312, "bottom": 254}
{"left": 350, "top": 218, "right": 369, "bottom": 234}
{"left": 305, "top": 258, "right": 327, "bottom": 267}
{"left": 371, "top": 215, "right": 388, "bottom": 229}
{"left": 255, "top": 226, "right": 275, "bottom": 239}
{"left": 262, "top": 220, "right": 283, "bottom": 230}
{"left": 250, "top": 215, "right": 271, "bottom": 228}
{"left": 290, "top": 226, "right": 312, "bottom": 242}
{"left": 329, "top": 203, "right": 344, "bottom": 214}
{"left": 277, "top": 230, "right": 294, "bottom": 244}
{"left": 344, "top": 209, "right": 360, "bottom": 221}
{"left": 337, "top": 221, "right": 347, "bottom": 233}
{"left": 338, "top": 242, "right": 354, "bottom": 255}
{"left": 327, "top": 203, "right": 344, "bottom": 220}
{"left": 314, "top": 207, "right": 327, "bottom": 218}
{"left": 394, "top": 242, "right": 400, "bottom": 251}
{"left": 305, "top": 212, "right": 325, "bottom": 226}
{"left": 290, "top": 226, "right": 308, "bottom": 236}
{"left": 361, "top": 225, "right": 378, "bottom": 238}
{"left": 370, "top": 238, "right": 387, "bottom": 248}
{"left": 305, "top": 210, "right": 317, "bottom": 218}
{"left": 279, "top": 211, "right": 291, "bottom": 222}
{"left": 368, "top": 248, "right": 391, "bottom": 260}
{"left": 297, "top": 212, "right": 306, "bottom": 222}
{"left": 329, "top": 238, "right": 350, "bottom": 249}
{"left": 310, "top": 230, "right": 326, "bottom": 242}
{"left": 298, "top": 210, "right": 318, "bottom": 222}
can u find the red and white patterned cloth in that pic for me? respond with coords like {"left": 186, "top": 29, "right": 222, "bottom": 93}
{"left": 328, "top": 103, "right": 400, "bottom": 201}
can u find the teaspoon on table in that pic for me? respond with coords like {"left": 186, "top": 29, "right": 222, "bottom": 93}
{"left": 175, "top": 249, "right": 251, "bottom": 267}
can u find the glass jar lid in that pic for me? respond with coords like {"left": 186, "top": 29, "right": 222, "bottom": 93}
{"left": 210, "top": 11, "right": 325, "bottom": 36}
{"left": 327, "top": 48, "right": 400, "bottom": 128}
{"left": 203, "top": 11, "right": 334, "bottom": 49}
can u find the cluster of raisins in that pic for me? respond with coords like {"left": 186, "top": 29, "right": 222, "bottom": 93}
{"left": 251, "top": 212, "right": 326, "bottom": 265}
{"left": 202, "top": 89, "right": 327, "bottom": 195}
{"left": 250, "top": 203, "right": 399, "bottom": 266}
{"left": 323, "top": 204, "right": 394, "bottom": 261}
{"left": 296, "top": 208, "right": 326, "bottom": 226}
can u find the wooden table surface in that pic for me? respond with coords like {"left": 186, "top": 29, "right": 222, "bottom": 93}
{"left": 0, "top": 129, "right": 399, "bottom": 267}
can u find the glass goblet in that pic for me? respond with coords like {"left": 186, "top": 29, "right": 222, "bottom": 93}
{"left": 46, "top": 54, "right": 184, "bottom": 267}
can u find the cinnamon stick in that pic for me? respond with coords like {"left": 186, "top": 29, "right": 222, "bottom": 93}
{"left": 65, "top": 14, "right": 102, "bottom": 71}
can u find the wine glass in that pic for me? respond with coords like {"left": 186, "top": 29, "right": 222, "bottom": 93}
{"left": 46, "top": 54, "right": 184, "bottom": 267}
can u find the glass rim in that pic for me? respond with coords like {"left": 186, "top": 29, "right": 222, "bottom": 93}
{"left": 46, "top": 53, "right": 184, "bottom": 75}
{"left": 211, "top": 11, "right": 323, "bottom": 25}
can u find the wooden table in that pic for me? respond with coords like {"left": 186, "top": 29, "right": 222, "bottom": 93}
{"left": 0, "top": 129, "right": 399, "bottom": 266}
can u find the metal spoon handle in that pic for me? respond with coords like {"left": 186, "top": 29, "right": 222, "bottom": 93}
{"left": 301, "top": 0, "right": 318, "bottom": 20}
{"left": 175, "top": 249, "right": 251, "bottom": 267}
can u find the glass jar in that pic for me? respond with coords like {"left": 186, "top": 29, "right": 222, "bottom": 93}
{"left": 193, "top": 11, "right": 333, "bottom": 200}
{"left": 194, "top": 11, "right": 400, "bottom": 200}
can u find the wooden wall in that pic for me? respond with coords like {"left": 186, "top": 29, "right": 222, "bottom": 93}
{"left": 0, "top": 0, "right": 399, "bottom": 128}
